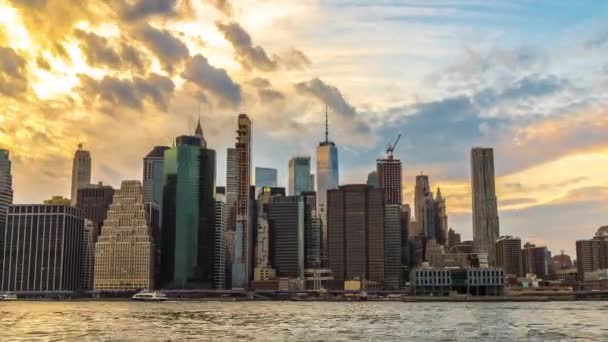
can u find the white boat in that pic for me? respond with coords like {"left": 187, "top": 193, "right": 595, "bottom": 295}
{"left": 132, "top": 290, "right": 168, "bottom": 302}
{"left": 0, "top": 293, "right": 18, "bottom": 301}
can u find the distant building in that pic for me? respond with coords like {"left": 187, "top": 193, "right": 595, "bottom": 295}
{"left": 44, "top": 196, "right": 71, "bottom": 205}
{"left": 0, "top": 149, "right": 13, "bottom": 274}
{"left": 214, "top": 194, "right": 227, "bottom": 289}
{"left": 576, "top": 226, "right": 608, "bottom": 281}
{"left": 255, "top": 167, "right": 278, "bottom": 188}
{"left": 552, "top": 251, "right": 573, "bottom": 271}
{"left": 327, "top": 185, "right": 384, "bottom": 289}
{"left": 496, "top": 236, "right": 522, "bottom": 277}
{"left": 377, "top": 155, "right": 402, "bottom": 205}
{"left": 1, "top": 205, "right": 84, "bottom": 292}
{"left": 400, "top": 205, "right": 411, "bottom": 279}
{"left": 384, "top": 204, "right": 402, "bottom": 289}
{"left": 447, "top": 228, "right": 461, "bottom": 250}
{"left": 316, "top": 108, "right": 339, "bottom": 256}
{"left": 411, "top": 267, "right": 504, "bottom": 296}
{"left": 143, "top": 146, "right": 170, "bottom": 207}
{"left": 225, "top": 147, "right": 239, "bottom": 285}
{"left": 94, "top": 181, "right": 154, "bottom": 290}
{"left": 522, "top": 243, "right": 548, "bottom": 278}
{"left": 303, "top": 192, "right": 322, "bottom": 269}
{"left": 76, "top": 183, "right": 114, "bottom": 240}
{"left": 268, "top": 196, "right": 306, "bottom": 278}
{"left": 70, "top": 144, "right": 91, "bottom": 205}
{"left": 470, "top": 147, "right": 500, "bottom": 266}
{"left": 366, "top": 171, "right": 378, "bottom": 188}
{"left": 288, "top": 157, "right": 311, "bottom": 196}
{"left": 254, "top": 188, "right": 279, "bottom": 281}
{"left": 433, "top": 188, "right": 447, "bottom": 245}
{"left": 81, "top": 220, "right": 95, "bottom": 290}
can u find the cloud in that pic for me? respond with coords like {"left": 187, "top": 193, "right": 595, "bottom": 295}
{"left": 274, "top": 48, "right": 311, "bottom": 70}
{"left": 181, "top": 54, "right": 241, "bottom": 107}
{"left": 258, "top": 88, "right": 285, "bottom": 103}
{"left": 210, "top": 0, "right": 232, "bottom": 16}
{"left": 35, "top": 55, "right": 51, "bottom": 70}
{"left": 0, "top": 47, "right": 28, "bottom": 97}
{"left": 120, "top": 0, "right": 179, "bottom": 21}
{"left": 73, "top": 29, "right": 149, "bottom": 73}
{"left": 216, "top": 21, "right": 277, "bottom": 71}
{"left": 295, "top": 78, "right": 357, "bottom": 119}
{"left": 133, "top": 24, "right": 189, "bottom": 73}
{"left": 78, "top": 73, "right": 175, "bottom": 111}
{"left": 248, "top": 77, "right": 271, "bottom": 88}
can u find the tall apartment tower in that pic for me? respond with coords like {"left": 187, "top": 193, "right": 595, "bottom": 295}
{"left": 1, "top": 205, "right": 84, "bottom": 292}
{"left": 576, "top": 226, "right": 608, "bottom": 281}
{"left": 233, "top": 114, "right": 252, "bottom": 288}
{"left": 0, "top": 149, "right": 13, "bottom": 274}
{"left": 471, "top": 147, "right": 500, "bottom": 266}
{"left": 377, "top": 154, "right": 402, "bottom": 205}
{"left": 384, "top": 204, "right": 402, "bottom": 290}
{"left": 327, "top": 185, "right": 384, "bottom": 289}
{"left": 316, "top": 107, "right": 339, "bottom": 254}
{"left": 495, "top": 236, "right": 522, "bottom": 277}
{"left": 94, "top": 181, "right": 154, "bottom": 290}
{"left": 71, "top": 144, "right": 91, "bottom": 205}
{"left": 143, "top": 146, "right": 170, "bottom": 206}
{"left": 214, "top": 194, "right": 227, "bottom": 289}
{"left": 161, "top": 132, "right": 217, "bottom": 289}
{"left": 414, "top": 174, "right": 430, "bottom": 237}
{"left": 288, "top": 157, "right": 312, "bottom": 196}
{"left": 521, "top": 243, "right": 548, "bottom": 278}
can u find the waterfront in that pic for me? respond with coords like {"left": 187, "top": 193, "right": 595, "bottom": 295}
{"left": 1, "top": 302, "right": 607, "bottom": 341}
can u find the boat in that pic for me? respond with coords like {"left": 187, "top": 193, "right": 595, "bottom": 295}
{"left": 131, "top": 290, "right": 168, "bottom": 302}
{"left": 0, "top": 293, "right": 18, "bottom": 301}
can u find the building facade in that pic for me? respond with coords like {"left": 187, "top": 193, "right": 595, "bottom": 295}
{"left": 1, "top": 205, "right": 84, "bottom": 292}
{"left": 470, "top": 147, "right": 500, "bottom": 265}
{"left": 366, "top": 171, "right": 378, "bottom": 188}
{"left": 316, "top": 110, "right": 339, "bottom": 254}
{"left": 94, "top": 181, "right": 154, "bottom": 290}
{"left": 522, "top": 243, "right": 548, "bottom": 278}
{"left": 234, "top": 114, "right": 252, "bottom": 288}
{"left": 377, "top": 158, "right": 402, "bottom": 205}
{"left": 214, "top": 194, "right": 227, "bottom": 289}
{"left": 76, "top": 183, "right": 114, "bottom": 240}
{"left": 384, "top": 204, "right": 402, "bottom": 289}
{"left": 576, "top": 226, "right": 608, "bottom": 281}
{"left": 495, "top": 236, "right": 522, "bottom": 277}
{"left": 268, "top": 196, "right": 306, "bottom": 278}
{"left": 143, "top": 146, "right": 170, "bottom": 207}
{"left": 327, "top": 185, "right": 384, "bottom": 289}
{"left": 288, "top": 157, "right": 311, "bottom": 196}
{"left": 255, "top": 167, "right": 278, "bottom": 188}
{"left": 70, "top": 144, "right": 91, "bottom": 205}
{"left": 0, "top": 149, "right": 13, "bottom": 275}
{"left": 81, "top": 220, "right": 95, "bottom": 290}
{"left": 414, "top": 174, "right": 430, "bottom": 237}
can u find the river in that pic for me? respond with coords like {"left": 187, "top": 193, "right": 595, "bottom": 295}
{"left": 1, "top": 301, "right": 607, "bottom": 341}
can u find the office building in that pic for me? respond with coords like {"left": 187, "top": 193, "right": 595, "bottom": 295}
{"left": 161, "top": 128, "right": 217, "bottom": 289}
{"left": 552, "top": 252, "right": 573, "bottom": 271}
{"left": 495, "top": 236, "right": 522, "bottom": 277}
{"left": 377, "top": 155, "right": 402, "bottom": 205}
{"left": 254, "top": 188, "right": 277, "bottom": 281}
{"left": 255, "top": 167, "right": 278, "bottom": 188}
{"left": 214, "top": 194, "right": 227, "bottom": 289}
{"left": 447, "top": 228, "right": 461, "bottom": 249}
{"left": 522, "top": 243, "right": 548, "bottom": 278}
{"left": 414, "top": 174, "right": 430, "bottom": 237}
{"left": 366, "top": 171, "right": 378, "bottom": 188}
{"left": 433, "top": 188, "right": 448, "bottom": 245}
{"left": 143, "top": 146, "right": 170, "bottom": 207}
{"left": 471, "top": 147, "right": 500, "bottom": 265}
{"left": 288, "top": 157, "right": 311, "bottom": 196}
{"left": 0, "top": 149, "right": 13, "bottom": 274}
{"left": 384, "top": 204, "right": 402, "bottom": 289}
{"left": 233, "top": 114, "right": 252, "bottom": 288}
{"left": 1, "top": 205, "right": 84, "bottom": 291}
{"left": 70, "top": 144, "right": 91, "bottom": 205}
{"left": 81, "top": 220, "right": 95, "bottom": 290}
{"left": 94, "top": 181, "right": 154, "bottom": 290}
{"left": 576, "top": 226, "right": 608, "bottom": 281}
{"left": 76, "top": 183, "right": 114, "bottom": 240}
{"left": 400, "top": 205, "right": 411, "bottom": 274}
{"left": 327, "top": 185, "right": 384, "bottom": 289}
{"left": 316, "top": 108, "right": 339, "bottom": 249}
{"left": 303, "top": 191, "right": 322, "bottom": 269}
{"left": 268, "top": 196, "right": 306, "bottom": 278}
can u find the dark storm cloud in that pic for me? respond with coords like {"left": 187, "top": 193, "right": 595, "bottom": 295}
{"left": 79, "top": 73, "right": 175, "bottom": 111}
{"left": 73, "top": 29, "right": 149, "bottom": 73}
{"left": 134, "top": 24, "right": 189, "bottom": 73}
{"left": 473, "top": 74, "right": 570, "bottom": 107}
{"left": 181, "top": 54, "right": 241, "bottom": 107}
{"left": 295, "top": 78, "right": 357, "bottom": 118}
{"left": 0, "top": 47, "right": 28, "bottom": 97}
{"left": 216, "top": 21, "right": 277, "bottom": 71}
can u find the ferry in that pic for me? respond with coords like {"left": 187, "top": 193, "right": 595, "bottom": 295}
{"left": 131, "top": 290, "right": 168, "bottom": 302}
{"left": 0, "top": 293, "right": 18, "bottom": 301}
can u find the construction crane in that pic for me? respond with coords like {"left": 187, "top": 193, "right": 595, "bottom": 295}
{"left": 386, "top": 134, "right": 401, "bottom": 159}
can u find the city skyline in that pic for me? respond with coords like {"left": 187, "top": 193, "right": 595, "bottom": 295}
{"left": 1, "top": 1, "right": 608, "bottom": 257}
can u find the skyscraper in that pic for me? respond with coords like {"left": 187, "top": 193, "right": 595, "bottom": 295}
{"left": 377, "top": 150, "right": 402, "bottom": 205}
{"left": 255, "top": 167, "right": 278, "bottom": 188}
{"left": 194, "top": 116, "right": 207, "bottom": 148}
{"left": 70, "top": 144, "right": 91, "bottom": 205}
{"left": 576, "top": 226, "right": 608, "bottom": 281}
{"left": 495, "top": 236, "right": 522, "bottom": 277}
{"left": 76, "top": 183, "right": 114, "bottom": 240}
{"left": 0, "top": 149, "right": 13, "bottom": 274}
{"left": 233, "top": 114, "right": 252, "bottom": 288}
{"left": 414, "top": 174, "right": 430, "bottom": 237}
{"left": 1, "top": 205, "right": 84, "bottom": 292}
{"left": 433, "top": 188, "right": 448, "bottom": 244}
{"left": 214, "top": 194, "right": 227, "bottom": 289}
{"left": 288, "top": 157, "right": 311, "bottom": 196}
{"left": 268, "top": 196, "right": 306, "bottom": 278}
{"left": 161, "top": 129, "right": 217, "bottom": 289}
{"left": 316, "top": 108, "right": 339, "bottom": 254}
{"left": 94, "top": 181, "right": 154, "bottom": 290}
{"left": 143, "top": 146, "right": 170, "bottom": 206}
{"left": 81, "top": 220, "right": 95, "bottom": 290}
{"left": 327, "top": 185, "right": 384, "bottom": 289}
{"left": 522, "top": 243, "right": 548, "bottom": 278}
{"left": 471, "top": 147, "right": 500, "bottom": 266}
{"left": 366, "top": 171, "right": 378, "bottom": 188}
{"left": 384, "top": 204, "right": 402, "bottom": 290}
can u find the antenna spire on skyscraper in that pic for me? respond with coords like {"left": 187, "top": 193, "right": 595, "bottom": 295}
{"left": 325, "top": 104, "right": 329, "bottom": 143}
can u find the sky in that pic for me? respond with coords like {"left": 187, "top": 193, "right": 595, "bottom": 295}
{"left": 1, "top": 0, "right": 608, "bottom": 256}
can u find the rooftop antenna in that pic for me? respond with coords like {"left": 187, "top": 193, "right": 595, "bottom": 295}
{"left": 325, "top": 103, "right": 329, "bottom": 143}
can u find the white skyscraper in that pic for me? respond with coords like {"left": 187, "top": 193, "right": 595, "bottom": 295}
{"left": 471, "top": 147, "right": 500, "bottom": 266}
{"left": 71, "top": 144, "right": 91, "bottom": 205}
{"left": 316, "top": 107, "right": 339, "bottom": 251}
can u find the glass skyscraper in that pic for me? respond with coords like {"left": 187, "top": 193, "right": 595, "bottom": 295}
{"left": 143, "top": 146, "right": 170, "bottom": 207}
{"left": 255, "top": 167, "right": 278, "bottom": 188}
{"left": 288, "top": 157, "right": 311, "bottom": 196}
{"left": 316, "top": 109, "right": 339, "bottom": 253}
